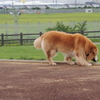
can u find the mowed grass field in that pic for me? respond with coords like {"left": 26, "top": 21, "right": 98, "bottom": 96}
{"left": 0, "top": 13, "right": 100, "bottom": 24}
{"left": 1, "top": 13, "right": 100, "bottom": 34}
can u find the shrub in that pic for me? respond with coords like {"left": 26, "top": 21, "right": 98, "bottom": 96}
{"left": 46, "top": 21, "right": 87, "bottom": 35}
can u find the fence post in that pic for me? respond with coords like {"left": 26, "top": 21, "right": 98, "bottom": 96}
{"left": 1, "top": 33, "right": 4, "bottom": 46}
{"left": 40, "top": 32, "right": 43, "bottom": 36}
{"left": 81, "top": 30, "right": 84, "bottom": 35}
{"left": 20, "top": 33, "right": 23, "bottom": 45}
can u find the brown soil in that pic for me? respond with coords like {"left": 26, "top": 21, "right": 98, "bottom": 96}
{"left": 0, "top": 61, "right": 100, "bottom": 100}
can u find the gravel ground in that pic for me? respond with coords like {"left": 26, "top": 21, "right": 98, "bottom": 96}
{"left": 0, "top": 61, "right": 100, "bottom": 100}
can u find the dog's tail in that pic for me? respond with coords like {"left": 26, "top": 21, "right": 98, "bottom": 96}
{"left": 33, "top": 37, "right": 42, "bottom": 49}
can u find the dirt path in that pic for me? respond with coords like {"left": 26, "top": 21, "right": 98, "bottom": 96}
{"left": 0, "top": 61, "right": 100, "bottom": 100}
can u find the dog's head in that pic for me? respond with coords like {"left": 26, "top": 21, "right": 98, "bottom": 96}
{"left": 86, "top": 47, "right": 98, "bottom": 62}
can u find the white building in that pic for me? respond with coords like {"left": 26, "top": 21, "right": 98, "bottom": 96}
{"left": 92, "top": 0, "right": 100, "bottom": 3}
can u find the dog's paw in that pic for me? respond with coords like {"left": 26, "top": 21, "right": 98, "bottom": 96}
{"left": 49, "top": 62, "right": 57, "bottom": 66}
{"left": 67, "top": 61, "right": 75, "bottom": 65}
{"left": 87, "top": 63, "right": 92, "bottom": 66}
{"left": 70, "top": 61, "right": 75, "bottom": 65}
{"left": 83, "top": 63, "right": 92, "bottom": 66}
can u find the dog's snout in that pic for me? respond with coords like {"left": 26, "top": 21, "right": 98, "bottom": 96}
{"left": 92, "top": 55, "right": 98, "bottom": 62}
{"left": 92, "top": 58, "right": 97, "bottom": 62}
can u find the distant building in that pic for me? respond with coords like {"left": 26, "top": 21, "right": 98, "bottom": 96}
{"left": 92, "top": 0, "right": 100, "bottom": 3}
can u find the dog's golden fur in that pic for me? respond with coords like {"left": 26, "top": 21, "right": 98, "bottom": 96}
{"left": 34, "top": 31, "right": 98, "bottom": 66}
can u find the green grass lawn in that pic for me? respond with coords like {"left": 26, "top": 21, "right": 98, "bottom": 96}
{"left": 0, "top": 45, "right": 63, "bottom": 61}
{"left": 0, "top": 44, "right": 100, "bottom": 62}
{"left": 1, "top": 13, "right": 100, "bottom": 24}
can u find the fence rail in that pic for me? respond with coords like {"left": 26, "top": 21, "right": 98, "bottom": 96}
{"left": 0, "top": 31, "right": 100, "bottom": 46}
{"left": 0, "top": 32, "right": 43, "bottom": 46}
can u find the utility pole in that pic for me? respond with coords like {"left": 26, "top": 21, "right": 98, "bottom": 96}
{"left": 56, "top": 0, "right": 57, "bottom": 4}
{"left": 12, "top": 0, "right": 13, "bottom": 9}
{"left": 55, "top": 0, "right": 57, "bottom": 6}
{"left": 75, "top": 0, "right": 77, "bottom": 7}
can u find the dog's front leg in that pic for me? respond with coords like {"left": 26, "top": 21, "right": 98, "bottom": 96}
{"left": 75, "top": 53, "right": 92, "bottom": 66}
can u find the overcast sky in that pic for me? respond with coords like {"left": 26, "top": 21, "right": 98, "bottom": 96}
{"left": 0, "top": 0, "right": 91, "bottom": 4}
{"left": 39, "top": 0, "right": 91, "bottom": 3}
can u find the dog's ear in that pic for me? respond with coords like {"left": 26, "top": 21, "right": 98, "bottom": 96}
{"left": 91, "top": 47, "right": 98, "bottom": 55}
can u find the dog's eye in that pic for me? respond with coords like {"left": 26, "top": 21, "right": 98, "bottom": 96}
{"left": 86, "top": 54, "right": 89, "bottom": 56}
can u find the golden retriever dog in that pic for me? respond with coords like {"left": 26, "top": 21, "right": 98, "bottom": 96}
{"left": 34, "top": 31, "right": 98, "bottom": 66}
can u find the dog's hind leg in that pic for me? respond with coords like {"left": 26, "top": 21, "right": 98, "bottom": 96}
{"left": 64, "top": 55, "right": 75, "bottom": 65}
{"left": 46, "top": 49, "right": 57, "bottom": 65}
{"left": 41, "top": 41, "right": 57, "bottom": 65}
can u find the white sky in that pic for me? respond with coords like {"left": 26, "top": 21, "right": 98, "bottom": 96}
{"left": 39, "top": 0, "right": 91, "bottom": 3}
{"left": 0, "top": 0, "right": 92, "bottom": 4}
